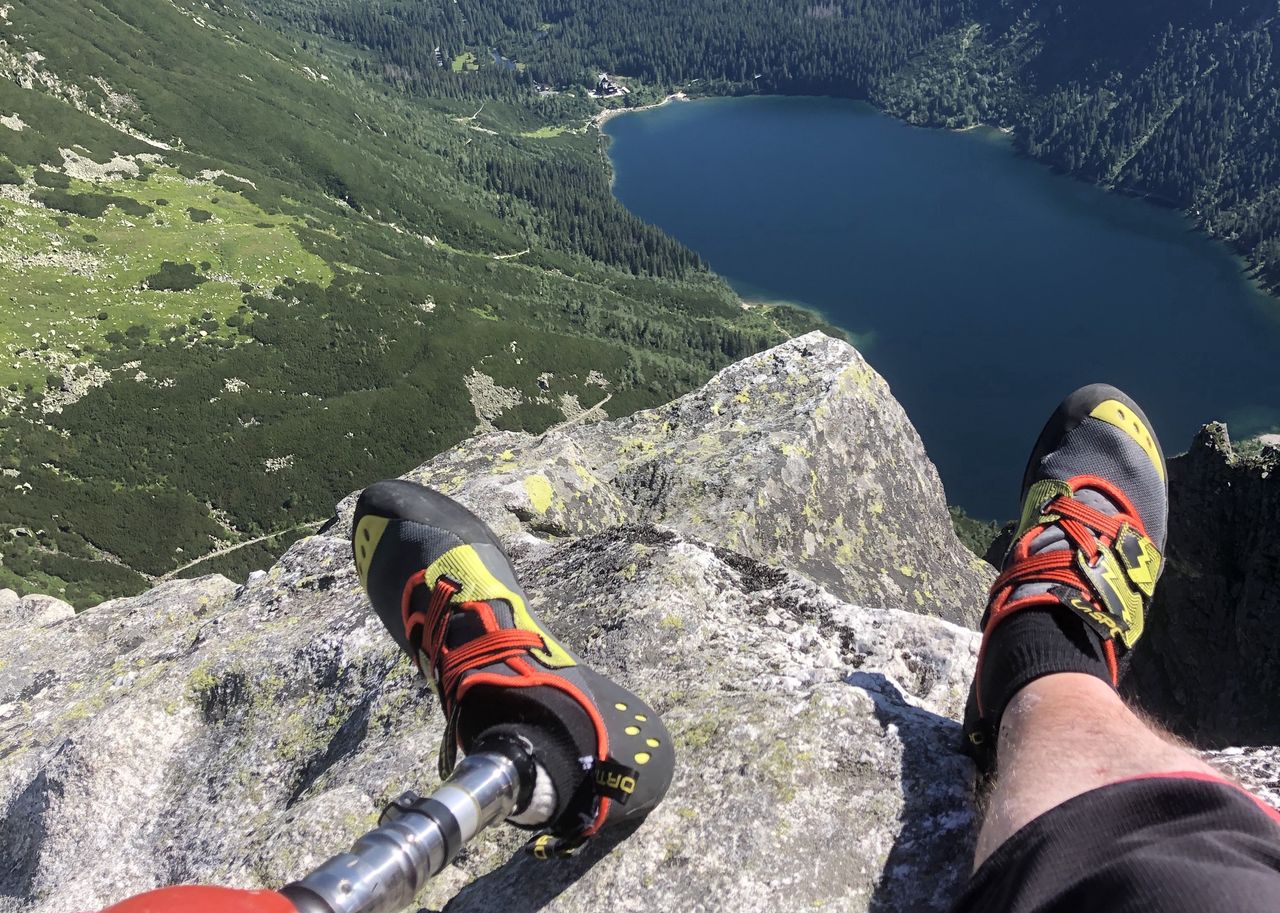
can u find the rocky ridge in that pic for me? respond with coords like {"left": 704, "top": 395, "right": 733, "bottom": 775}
{"left": 0, "top": 333, "right": 1275, "bottom": 913}
{"left": 1127, "top": 423, "right": 1280, "bottom": 746}
{"left": 333, "top": 332, "right": 994, "bottom": 627}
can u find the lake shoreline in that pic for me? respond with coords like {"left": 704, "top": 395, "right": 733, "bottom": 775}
{"left": 594, "top": 91, "right": 1277, "bottom": 304}
{"left": 602, "top": 93, "right": 1280, "bottom": 519}
{"left": 592, "top": 92, "right": 690, "bottom": 128}
{"left": 740, "top": 295, "right": 869, "bottom": 349}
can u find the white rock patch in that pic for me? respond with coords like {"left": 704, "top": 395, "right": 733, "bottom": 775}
{"left": 194, "top": 168, "right": 257, "bottom": 189}
{"left": 264, "top": 455, "right": 295, "bottom": 473}
{"left": 59, "top": 148, "right": 141, "bottom": 182}
{"left": 464, "top": 369, "right": 522, "bottom": 434}
{"left": 41, "top": 363, "right": 111, "bottom": 414}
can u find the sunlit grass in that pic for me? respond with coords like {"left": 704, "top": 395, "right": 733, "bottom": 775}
{"left": 0, "top": 165, "right": 330, "bottom": 390}
{"left": 519, "top": 124, "right": 574, "bottom": 138}
{"left": 451, "top": 51, "right": 478, "bottom": 72}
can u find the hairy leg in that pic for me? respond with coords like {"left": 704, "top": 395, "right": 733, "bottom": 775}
{"left": 973, "top": 672, "right": 1221, "bottom": 869}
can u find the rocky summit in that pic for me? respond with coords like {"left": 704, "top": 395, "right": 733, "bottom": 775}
{"left": 333, "top": 332, "right": 995, "bottom": 626}
{"left": 0, "top": 333, "right": 1276, "bottom": 913}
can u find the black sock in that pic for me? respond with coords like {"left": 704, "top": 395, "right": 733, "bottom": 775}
{"left": 978, "top": 605, "right": 1111, "bottom": 735}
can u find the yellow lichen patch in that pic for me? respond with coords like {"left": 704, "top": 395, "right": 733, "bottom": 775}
{"left": 523, "top": 474, "right": 555, "bottom": 515}
{"left": 836, "top": 362, "right": 878, "bottom": 396}
{"left": 617, "top": 437, "right": 657, "bottom": 458}
{"left": 899, "top": 564, "right": 915, "bottom": 578}
{"left": 572, "top": 463, "right": 600, "bottom": 488}
{"left": 802, "top": 470, "right": 822, "bottom": 522}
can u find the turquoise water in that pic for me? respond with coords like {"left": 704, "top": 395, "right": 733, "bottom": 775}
{"left": 604, "top": 95, "right": 1280, "bottom": 520}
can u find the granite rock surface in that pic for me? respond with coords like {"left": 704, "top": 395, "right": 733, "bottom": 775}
{"left": 333, "top": 332, "right": 994, "bottom": 627}
{"left": 1126, "top": 423, "right": 1280, "bottom": 746}
{"left": 1, "top": 335, "right": 1275, "bottom": 913}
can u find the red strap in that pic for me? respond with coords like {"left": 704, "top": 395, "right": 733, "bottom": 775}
{"left": 1108, "top": 771, "right": 1280, "bottom": 826}
{"left": 403, "top": 576, "right": 617, "bottom": 838}
{"left": 99, "top": 886, "right": 296, "bottom": 913}
{"left": 439, "top": 628, "right": 544, "bottom": 698}
{"left": 988, "top": 475, "right": 1150, "bottom": 633}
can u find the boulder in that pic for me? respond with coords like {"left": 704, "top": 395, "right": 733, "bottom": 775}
{"left": 0, "top": 524, "right": 989, "bottom": 913}
{"left": 0, "top": 593, "right": 74, "bottom": 628}
{"left": 335, "top": 332, "right": 994, "bottom": 626}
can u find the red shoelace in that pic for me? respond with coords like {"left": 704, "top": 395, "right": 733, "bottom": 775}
{"left": 984, "top": 474, "right": 1150, "bottom": 686}
{"left": 401, "top": 572, "right": 544, "bottom": 705}
{"left": 399, "top": 571, "right": 544, "bottom": 774}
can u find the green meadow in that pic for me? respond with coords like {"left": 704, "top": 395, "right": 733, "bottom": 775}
{"left": 0, "top": 164, "right": 330, "bottom": 392}
{"left": 0, "top": 0, "right": 832, "bottom": 606}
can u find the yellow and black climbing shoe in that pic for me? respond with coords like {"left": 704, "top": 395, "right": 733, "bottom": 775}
{"left": 353, "top": 479, "right": 674, "bottom": 853}
{"left": 963, "top": 384, "right": 1168, "bottom": 772}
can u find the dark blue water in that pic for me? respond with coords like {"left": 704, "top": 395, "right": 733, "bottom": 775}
{"left": 605, "top": 95, "right": 1280, "bottom": 520}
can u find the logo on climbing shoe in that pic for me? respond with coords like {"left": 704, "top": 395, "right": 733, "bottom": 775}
{"left": 594, "top": 759, "right": 640, "bottom": 803}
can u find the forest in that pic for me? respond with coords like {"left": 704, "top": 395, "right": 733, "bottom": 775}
{"left": 0, "top": 0, "right": 831, "bottom": 605}
{"left": 255, "top": 0, "right": 1280, "bottom": 289}
{"left": 4, "top": 0, "right": 1279, "bottom": 604}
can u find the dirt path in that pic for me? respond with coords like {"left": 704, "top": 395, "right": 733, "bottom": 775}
{"left": 554, "top": 392, "right": 612, "bottom": 430}
{"left": 160, "top": 521, "right": 321, "bottom": 580}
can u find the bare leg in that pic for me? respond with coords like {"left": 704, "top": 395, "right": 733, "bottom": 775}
{"left": 973, "top": 672, "right": 1221, "bottom": 869}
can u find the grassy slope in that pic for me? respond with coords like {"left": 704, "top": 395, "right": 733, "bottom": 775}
{"left": 0, "top": 0, "right": 833, "bottom": 605}
{"left": 0, "top": 163, "right": 330, "bottom": 391}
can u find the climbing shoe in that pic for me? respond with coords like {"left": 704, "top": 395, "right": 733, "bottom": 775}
{"left": 352, "top": 479, "right": 674, "bottom": 854}
{"left": 963, "top": 384, "right": 1168, "bottom": 771}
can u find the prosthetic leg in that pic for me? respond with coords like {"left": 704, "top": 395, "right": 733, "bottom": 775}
{"left": 98, "top": 481, "right": 674, "bottom": 913}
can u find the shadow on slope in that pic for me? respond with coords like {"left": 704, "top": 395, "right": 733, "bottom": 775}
{"left": 848, "top": 671, "right": 977, "bottom": 913}
{"left": 440, "top": 822, "right": 641, "bottom": 913}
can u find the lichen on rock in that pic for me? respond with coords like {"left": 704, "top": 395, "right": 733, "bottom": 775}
{"left": 337, "top": 332, "right": 994, "bottom": 625}
{"left": 0, "top": 524, "right": 991, "bottom": 913}
{"left": 1, "top": 334, "right": 1274, "bottom": 913}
